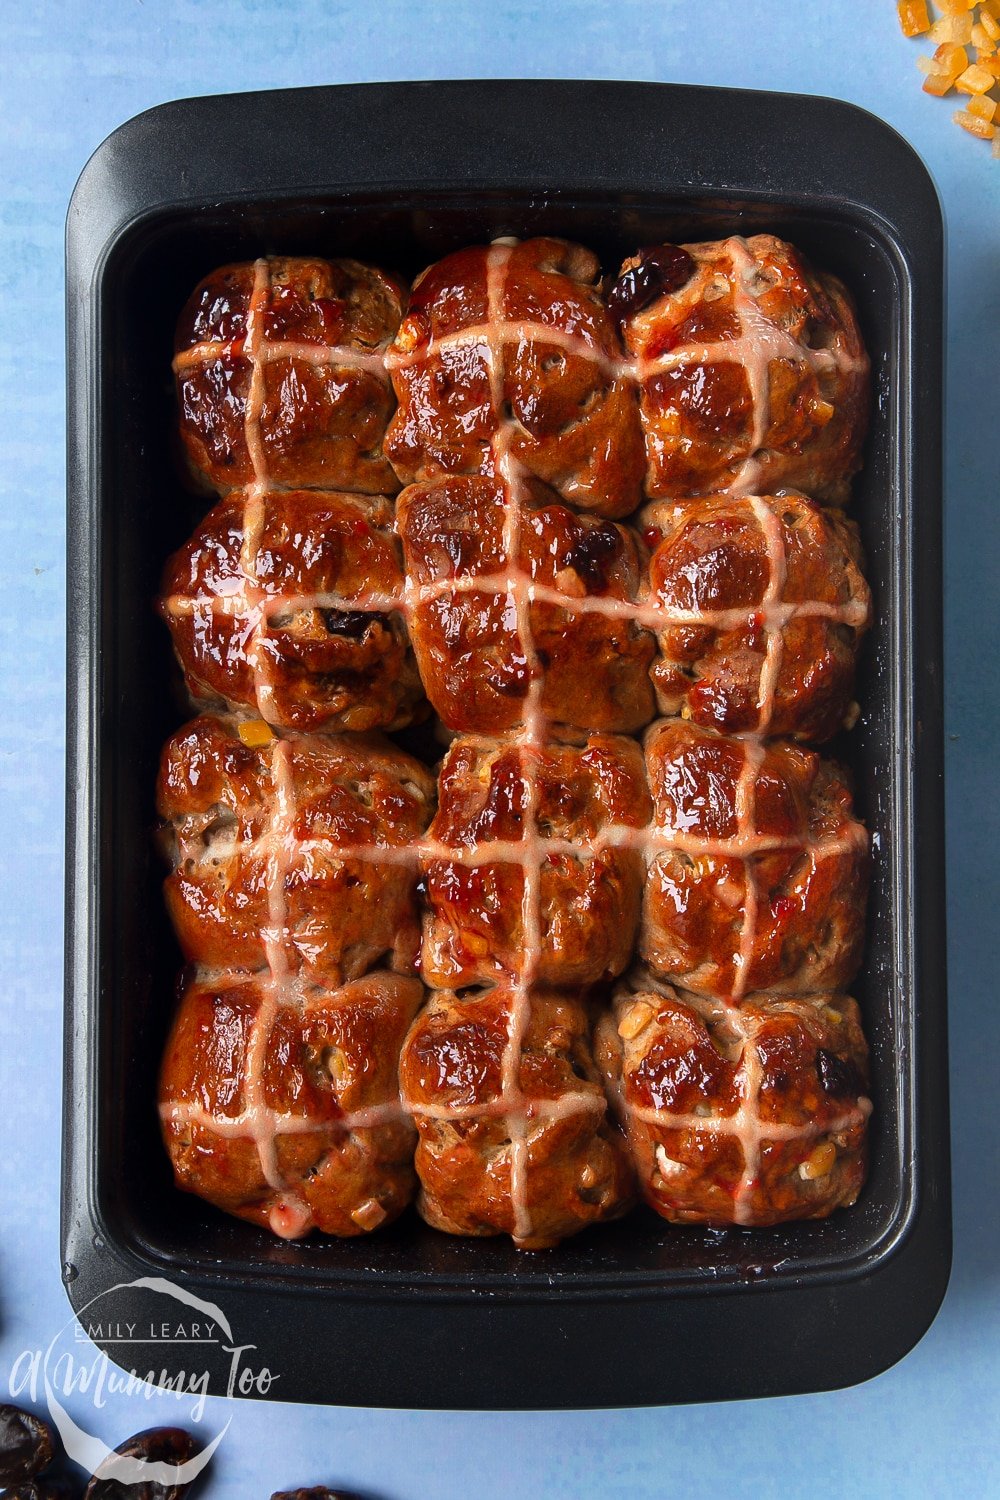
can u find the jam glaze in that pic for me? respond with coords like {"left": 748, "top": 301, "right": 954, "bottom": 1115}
{"left": 157, "top": 713, "right": 434, "bottom": 1239}
{"left": 160, "top": 486, "right": 424, "bottom": 733}
{"left": 385, "top": 237, "right": 647, "bottom": 518}
{"left": 597, "top": 981, "right": 871, "bottom": 1227}
{"left": 157, "top": 233, "right": 875, "bottom": 1246}
{"left": 174, "top": 256, "right": 403, "bottom": 496}
{"left": 614, "top": 235, "right": 870, "bottom": 505}
{"left": 159, "top": 968, "right": 424, "bottom": 1238}
{"left": 400, "top": 987, "right": 635, "bottom": 1249}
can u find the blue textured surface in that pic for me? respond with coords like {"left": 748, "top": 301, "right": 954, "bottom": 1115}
{"left": 2, "top": 2, "right": 998, "bottom": 1495}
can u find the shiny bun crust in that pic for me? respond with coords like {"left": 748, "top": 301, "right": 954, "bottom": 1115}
{"left": 155, "top": 237, "right": 873, "bottom": 1247}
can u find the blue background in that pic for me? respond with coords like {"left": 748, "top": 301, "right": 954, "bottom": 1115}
{"left": 2, "top": 1, "right": 997, "bottom": 1495}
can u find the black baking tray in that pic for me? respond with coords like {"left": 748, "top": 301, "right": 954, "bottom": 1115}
{"left": 64, "top": 80, "right": 950, "bottom": 1409}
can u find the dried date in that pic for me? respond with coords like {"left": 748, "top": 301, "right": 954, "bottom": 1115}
{"left": 2, "top": 1479, "right": 76, "bottom": 1499}
{"left": 82, "top": 1427, "right": 198, "bottom": 1499}
{"left": 0, "top": 1404, "right": 55, "bottom": 1482}
{"left": 271, "top": 1489, "right": 370, "bottom": 1499}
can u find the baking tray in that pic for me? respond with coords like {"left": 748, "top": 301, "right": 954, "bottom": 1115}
{"left": 64, "top": 80, "right": 950, "bottom": 1409}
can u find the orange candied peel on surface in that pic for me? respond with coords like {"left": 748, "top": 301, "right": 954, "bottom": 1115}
{"left": 900, "top": 0, "right": 1000, "bottom": 143}
{"left": 237, "top": 719, "right": 276, "bottom": 748}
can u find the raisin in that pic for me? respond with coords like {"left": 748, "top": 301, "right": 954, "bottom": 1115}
{"left": 816, "top": 1048, "right": 864, "bottom": 1099}
{"left": 566, "top": 525, "right": 622, "bottom": 589}
{"left": 82, "top": 1427, "right": 198, "bottom": 1499}
{"left": 0, "top": 1405, "right": 54, "bottom": 1482}
{"left": 606, "top": 244, "right": 696, "bottom": 330}
{"left": 321, "top": 609, "right": 383, "bottom": 639}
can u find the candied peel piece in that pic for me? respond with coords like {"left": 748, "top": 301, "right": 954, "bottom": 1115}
{"left": 954, "top": 105, "right": 998, "bottom": 132}
{"left": 956, "top": 60, "right": 996, "bottom": 89}
{"left": 237, "top": 719, "right": 276, "bottom": 747}
{"left": 898, "top": 0, "right": 931, "bottom": 34}
{"left": 935, "top": 39, "right": 969, "bottom": 72}
{"left": 923, "top": 64, "right": 963, "bottom": 94}
{"left": 919, "top": 41, "right": 967, "bottom": 92}
{"left": 930, "top": 13, "right": 973, "bottom": 42}
{"left": 908, "top": 1, "right": 1000, "bottom": 139}
{"left": 798, "top": 1140, "right": 838, "bottom": 1181}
